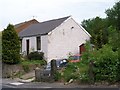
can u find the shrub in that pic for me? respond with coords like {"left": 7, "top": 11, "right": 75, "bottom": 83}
{"left": 54, "top": 71, "right": 62, "bottom": 81}
{"left": 22, "top": 64, "right": 30, "bottom": 73}
{"left": 79, "top": 72, "right": 90, "bottom": 84}
{"left": 2, "top": 24, "right": 20, "bottom": 64}
{"left": 40, "top": 60, "right": 47, "bottom": 66}
{"left": 79, "top": 42, "right": 119, "bottom": 84}
{"left": 63, "top": 63, "right": 79, "bottom": 82}
{"left": 81, "top": 41, "right": 95, "bottom": 65}
{"left": 21, "top": 59, "right": 47, "bottom": 67}
{"left": 27, "top": 51, "right": 44, "bottom": 60}
{"left": 117, "top": 48, "right": 120, "bottom": 81}
{"left": 93, "top": 44, "right": 119, "bottom": 83}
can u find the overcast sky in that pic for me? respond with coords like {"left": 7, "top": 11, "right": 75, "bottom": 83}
{"left": 0, "top": 0, "right": 116, "bottom": 31}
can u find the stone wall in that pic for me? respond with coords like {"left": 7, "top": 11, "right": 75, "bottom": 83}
{"left": 2, "top": 63, "right": 40, "bottom": 78}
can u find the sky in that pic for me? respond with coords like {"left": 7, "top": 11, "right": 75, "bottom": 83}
{"left": 0, "top": 0, "right": 117, "bottom": 31}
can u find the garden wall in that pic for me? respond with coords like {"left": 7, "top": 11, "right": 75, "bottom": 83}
{"left": 2, "top": 63, "right": 40, "bottom": 78}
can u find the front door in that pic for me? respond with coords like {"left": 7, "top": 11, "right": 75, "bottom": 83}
{"left": 79, "top": 44, "right": 85, "bottom": 54}
{"left": 26, "top": 39, "right": 29, "bottom": 55}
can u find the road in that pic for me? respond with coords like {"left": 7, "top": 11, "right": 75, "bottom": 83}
{"left": 2, "top": 82, "right": 85, "bottom": 90}
{"left": 1, "top": 78, "right": 85, "bottom": 89}
{"left": 1, "top": 78, "right": 120, "bottom": 90}
{"left": 2, "top": 81, "right": 82, "bottom": 88}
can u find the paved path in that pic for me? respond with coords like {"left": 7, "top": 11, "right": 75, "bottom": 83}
{"left": 21, "top": 70, "right": 35, "bottom": 79}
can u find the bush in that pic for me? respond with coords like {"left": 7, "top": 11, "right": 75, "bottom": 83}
{"left": 54, "top": 71, "right": 62, "bottom": 81}
{"left": 21, "top": 59, "right": 47, "bottom": 66}
{"left": 79, "top": 72, "right": 90, "bottom": 84}
{"left": 93, "top": 44, "right": 119, "bottom": 83}
{"left": 2, "top": 24, "right": 20, "bottom": 64}
{"left": 27, "top": 51, "right": 44, "bottom": 60}
{"left": 79, "top": 42, "right": 119, "bottom": 84}
{"left": 81, "top": 41, "right": 95, "bottom": 65}
{"left": 63, "top": 63, "right": 79, "bottom": 82}
{"left": 22, "top": 64, "right": 30, "bottom": 73}
{"left": 40, "top": 60, "right": 47, "bottom": 66}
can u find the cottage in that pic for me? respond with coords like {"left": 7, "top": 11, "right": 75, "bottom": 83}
{"left": 18, "top": 16, "right": 91, "bottom": 62}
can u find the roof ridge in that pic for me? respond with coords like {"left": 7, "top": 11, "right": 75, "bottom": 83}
{"left": 14, "top": 19, "right": 39, "bottom": 27}
{"left": 40, "top": 16, "right": 71, "bottom": 23}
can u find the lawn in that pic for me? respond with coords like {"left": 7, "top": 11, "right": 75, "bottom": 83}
{"left": 21, "top": 60, "right": 47, "bottom": 66}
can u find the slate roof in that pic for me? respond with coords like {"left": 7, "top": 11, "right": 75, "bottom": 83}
{"left": 14, "top": 19, "right": 39, "bottom": 33}
{"left": 18, "top": 16, "right": 70, "bottom": 37}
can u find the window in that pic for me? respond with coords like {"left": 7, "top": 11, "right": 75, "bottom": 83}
{"left": 36, "top": 36, "right": 41, "bottom": 50}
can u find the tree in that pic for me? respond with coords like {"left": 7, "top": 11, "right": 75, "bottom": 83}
{"left": 82, "top": 1, "right": 120, "bottom": 49}
{"left": 108, "top": 26, "right": 119, "bottom": 51}
{"left": 2, "top": 24, "right": 20, "bottom": 64}
{"left": 106, "top": 2, "right": 120, "bottom": 81}
{"left": 105, "top": 1, "right": 120, "bottom": 31}
{"left": 81, "top": 1, "right": 120, "bottom": 83}
{"left": 81, "top": 17, "right": 108, "bottom": 49}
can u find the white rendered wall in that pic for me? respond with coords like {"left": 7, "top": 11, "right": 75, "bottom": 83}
{"left": 22, "top": 36, "right": 37, "bottom": 55}
{"left": 21, "top": 35, "right": 48, "bottom": 59}
{"left": 41, "top": 35, "right": 48, "bottom": 60}
{"left": 47, "top": 17, "right": 90, "bottom": 62}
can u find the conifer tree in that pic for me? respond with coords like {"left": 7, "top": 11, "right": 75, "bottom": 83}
{"left": 2, "top": 24, "right": 20, "bottom": 64}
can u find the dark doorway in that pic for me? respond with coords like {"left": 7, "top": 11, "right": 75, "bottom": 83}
{"left": 79, "top": 44, "right": 85, "bottom": 54}
{"left": 26, "top": 39, "right": 29, "bottom": 55}
{"left": 20, "top": 39, "right": 22, "bottom": 53}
